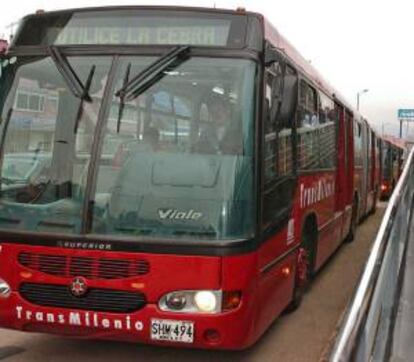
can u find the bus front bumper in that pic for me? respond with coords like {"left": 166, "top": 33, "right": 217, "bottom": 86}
{"left": 0, "top": 291, "right": 256, "bottom": 350}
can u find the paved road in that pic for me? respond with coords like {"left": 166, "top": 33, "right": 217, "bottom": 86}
{"left": 0, "top": 205, "right": 386, "bottom": 362}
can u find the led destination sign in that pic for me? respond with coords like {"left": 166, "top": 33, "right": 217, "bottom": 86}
{"left": 54, "top": 24, "right": 228, "bottom": 46}
{"left": 13, "top": 10, "right": 247, "bottom": 47}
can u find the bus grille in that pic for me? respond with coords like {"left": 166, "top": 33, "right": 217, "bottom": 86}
{"left": 18, "top": 252, "right": 150, "bottom": 280}
{"left": 19, "top": 283, "right": 147, "bottom": 313}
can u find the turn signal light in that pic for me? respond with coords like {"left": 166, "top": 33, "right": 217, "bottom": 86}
{"left": 282, "top": 267, "right": 291, "bottom": 276}
{"left": 131, "top": 282, "right": 145, "bottom": 290}
{"left": 20, "top": 271, "right": 32, "bottom": 279}
{"left": 222, "top": 291, "right": 241, "bottom": 311}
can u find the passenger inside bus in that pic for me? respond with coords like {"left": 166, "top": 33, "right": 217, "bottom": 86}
{"left": 144, "top": 126, "right": 160, "bottom": 151}
{"left": 196, "top": 95, "right": 242, "bottom": 154}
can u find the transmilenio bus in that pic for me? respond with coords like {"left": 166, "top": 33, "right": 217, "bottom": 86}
{"left": 0, "top": 6, "right": 382, "bottom": 349}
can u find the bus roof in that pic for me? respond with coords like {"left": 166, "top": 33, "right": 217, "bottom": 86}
{"left": 23, "top": 5, "right": 250, "bottom": 18}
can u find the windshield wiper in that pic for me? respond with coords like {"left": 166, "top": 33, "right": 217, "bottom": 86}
{"left": 116, "top": 62, "right": 131, "bottom": 133}
{"left": 115, "top": 45, "right": 190, "bottom": 102}
{"left": 48, "top": 46, "right": 92, "bottom": 101}
{"left": 74, "top": 65, "right": 96, "bottom": 133}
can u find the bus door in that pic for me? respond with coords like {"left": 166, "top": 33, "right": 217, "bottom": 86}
{"left": 369, "top": 131, "right": 377, "bottom": 192}
{"left": 343, "top": 111, "right": 354, "bottom": 237}
{"left": 334, "top": 103, "right": 347, "bottom": 213}
{"left": 345, "top": 111, "right": 354, "bottom": 207}
{"left": 371, "top": 131, "right": 379, "bottom": 197}
{"left": 366, "top": 130, "right": 374, "bottom": 211}
{"left": 257, "top": 62, "right": 298, "bottom": 327}
{"left": 361, "top": 122, "right": 369, "bottom": 216}
{"left": 335, "top": 105, "right": 353, "bottom": 240}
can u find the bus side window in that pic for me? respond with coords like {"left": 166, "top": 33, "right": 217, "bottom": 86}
{"left": 318, "top": 92, "right": 336, "bottom": 169}
{"left": 354, "top": 121, "right": 363, "bottom": 167}
{"left": 262, "top": 65, "right": 296, "bottom": 231}
{"left": 297, "top": 81, "right": 336, "bottom": 171}
{"left": 263, "top": 68, "right": 278, "bottom": 180}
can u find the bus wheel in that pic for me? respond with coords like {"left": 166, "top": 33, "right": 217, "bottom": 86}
{"left": 285, "top": 226, "right": 315, "bottom": 312}
{"left": 345, "top": 198, "right": 358, "bottom": 243}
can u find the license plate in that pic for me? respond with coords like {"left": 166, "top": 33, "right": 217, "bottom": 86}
{"left": 151, "top": 319, "right": 194, "bottom": 343}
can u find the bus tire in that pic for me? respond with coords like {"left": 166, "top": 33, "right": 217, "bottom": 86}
{"left": 285, "top": 218, "right": 316, "bottom": 313}
{"left": 345, "top": 197, "right": 358, "bottom": 243}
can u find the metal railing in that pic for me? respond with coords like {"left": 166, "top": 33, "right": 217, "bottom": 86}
{"left": 329, "top": 147, "right": 414, "bottom": 361}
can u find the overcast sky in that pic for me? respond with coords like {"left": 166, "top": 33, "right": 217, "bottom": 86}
{"left": 1, "top": 0, "right": 413, "bottom": 138}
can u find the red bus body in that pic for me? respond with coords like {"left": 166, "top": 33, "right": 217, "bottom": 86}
{"left": 0, "top": 6, "right": 382, "bottom": 349}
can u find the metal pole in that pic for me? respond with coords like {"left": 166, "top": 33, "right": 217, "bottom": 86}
{"left": 400, "top": 119, "right": 403, "bottom": 138}
{"left": 356, "top": 89, "right": 369, "bottom": 112}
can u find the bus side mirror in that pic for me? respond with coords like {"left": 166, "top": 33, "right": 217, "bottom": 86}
{"left": 265, "top": 46, "right": 298, "bottom": 126}
{"left": 264, "top": 48, "right": 281, "bottom": 66}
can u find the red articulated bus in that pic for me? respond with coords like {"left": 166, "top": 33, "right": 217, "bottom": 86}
{"left": 380, "top": 137, "right": 405, "bottom": 199}
{"left": 0, "top": 6, "right": 381, "bottom": 349}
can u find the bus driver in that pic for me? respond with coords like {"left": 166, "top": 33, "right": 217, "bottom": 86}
{"left": 197, "top": 96, "right": 242, "bottom": 154}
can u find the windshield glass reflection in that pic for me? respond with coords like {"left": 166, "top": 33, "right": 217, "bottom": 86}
{"left": 0, "top": 56, "right": 112, "bottom": 233}
{"left": 91, "top": 57, "right": 256, "bottom": 240}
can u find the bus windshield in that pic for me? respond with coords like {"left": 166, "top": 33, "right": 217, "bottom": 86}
{"left": 0, "top": 53, "right": 256, "bottom": 241}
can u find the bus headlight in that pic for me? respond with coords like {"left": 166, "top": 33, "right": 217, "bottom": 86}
{"left": 0, "top": 278, "right": 11, "bottom": 299}
{"left": 194, "top": 291, "right": 217, "bottom": 312}
{"left": 159, "top": 290, "right": 222, "bottom": 314}
{"left": 165, "top": 292, "right": 187, "bottom": 311}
